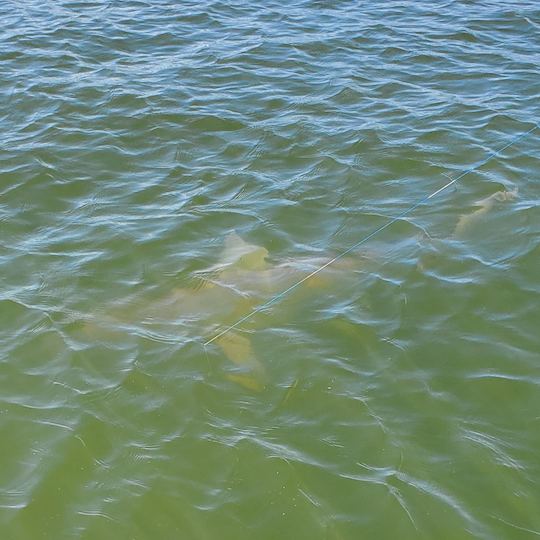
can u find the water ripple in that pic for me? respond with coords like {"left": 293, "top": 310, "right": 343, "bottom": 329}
{"left": 1, "top": 0, "right": 539, "bottom": 538}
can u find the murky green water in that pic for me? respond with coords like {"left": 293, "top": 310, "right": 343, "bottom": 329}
{"left": 1, "top": 1, "right": 539, "bottom": 538}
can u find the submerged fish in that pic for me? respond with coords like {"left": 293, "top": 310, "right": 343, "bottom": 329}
{"left": 83, "top": 232, "right": 367, "bottom": 391}
{"left": 453, "top": 188, "right": 517, "bottom": 237}
{"left": 417, "top": 188, "right": 518, "bottom": 272}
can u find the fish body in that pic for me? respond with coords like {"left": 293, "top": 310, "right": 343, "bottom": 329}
{"left": 83, "top": 232, "right": 366, "bottom": 390}
{"left": 453, "top": 189, "right": 517, "bottom": 237}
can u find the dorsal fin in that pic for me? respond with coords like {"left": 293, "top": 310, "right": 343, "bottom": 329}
{"left": 220, "top": 232, "right": 269, "bottom": 270}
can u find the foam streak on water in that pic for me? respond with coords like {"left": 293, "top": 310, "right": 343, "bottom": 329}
{"left": 1, "top": 1, "right": 539, "bottom": 539}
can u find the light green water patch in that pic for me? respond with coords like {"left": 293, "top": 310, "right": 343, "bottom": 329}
{"left": 1, "top": 1, "right": 540, "bottom": 538}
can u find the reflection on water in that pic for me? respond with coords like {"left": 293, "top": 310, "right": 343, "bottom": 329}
{"left": 1, "top": 0, "right": 539, "bottom": 538}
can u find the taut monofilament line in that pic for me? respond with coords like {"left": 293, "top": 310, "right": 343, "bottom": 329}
{"left": 204, "top": 124, "right": 538, "bottom": 347}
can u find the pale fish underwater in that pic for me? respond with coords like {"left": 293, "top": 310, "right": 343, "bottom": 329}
{"left": 81, "top": 232, "right": 370, "bottom": 391}
{"left": 453, "top": 188, "right": 518, "bottom": 237}
{"left": 415, "top": 188, "right": 519, "bottom": 273}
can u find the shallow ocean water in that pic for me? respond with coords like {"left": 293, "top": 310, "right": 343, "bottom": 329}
{"left": 1, "top": 1, "right": 539, "bottom": 538}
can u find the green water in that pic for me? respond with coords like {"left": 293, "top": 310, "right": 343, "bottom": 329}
{"left": 1, "top": 1, "right": 539, "bottom": 538}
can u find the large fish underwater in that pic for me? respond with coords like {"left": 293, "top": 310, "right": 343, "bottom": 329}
{"left": 83, "top": 232, "right": 368, "bottom": 391}
{"left": 453, "top": 188, "right": 518, "bottom": 237}
{"left": 417, "top": 187, "right": 519, "bottom": 272}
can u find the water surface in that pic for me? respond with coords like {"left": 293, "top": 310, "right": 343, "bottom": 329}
{"left": 1, "top": 1, "right": 539, "bottom": 538}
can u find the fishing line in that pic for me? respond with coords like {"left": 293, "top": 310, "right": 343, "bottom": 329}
{"left": 204, "top": 124, "right": 538, "bottom": 347}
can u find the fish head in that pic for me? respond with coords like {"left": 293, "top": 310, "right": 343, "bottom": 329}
{"left": 483, "top": 188, "right": 518, "bottom": 204}
{"left": 495, "top": 188, "right": 518, "bottom": 202}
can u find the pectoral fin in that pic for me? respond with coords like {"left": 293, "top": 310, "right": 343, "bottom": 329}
{"left": 216, "top": 332, "right": 255, "bottom": 365}
{"left": 216, "top": 331, "right": 266, "bottom": 391}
